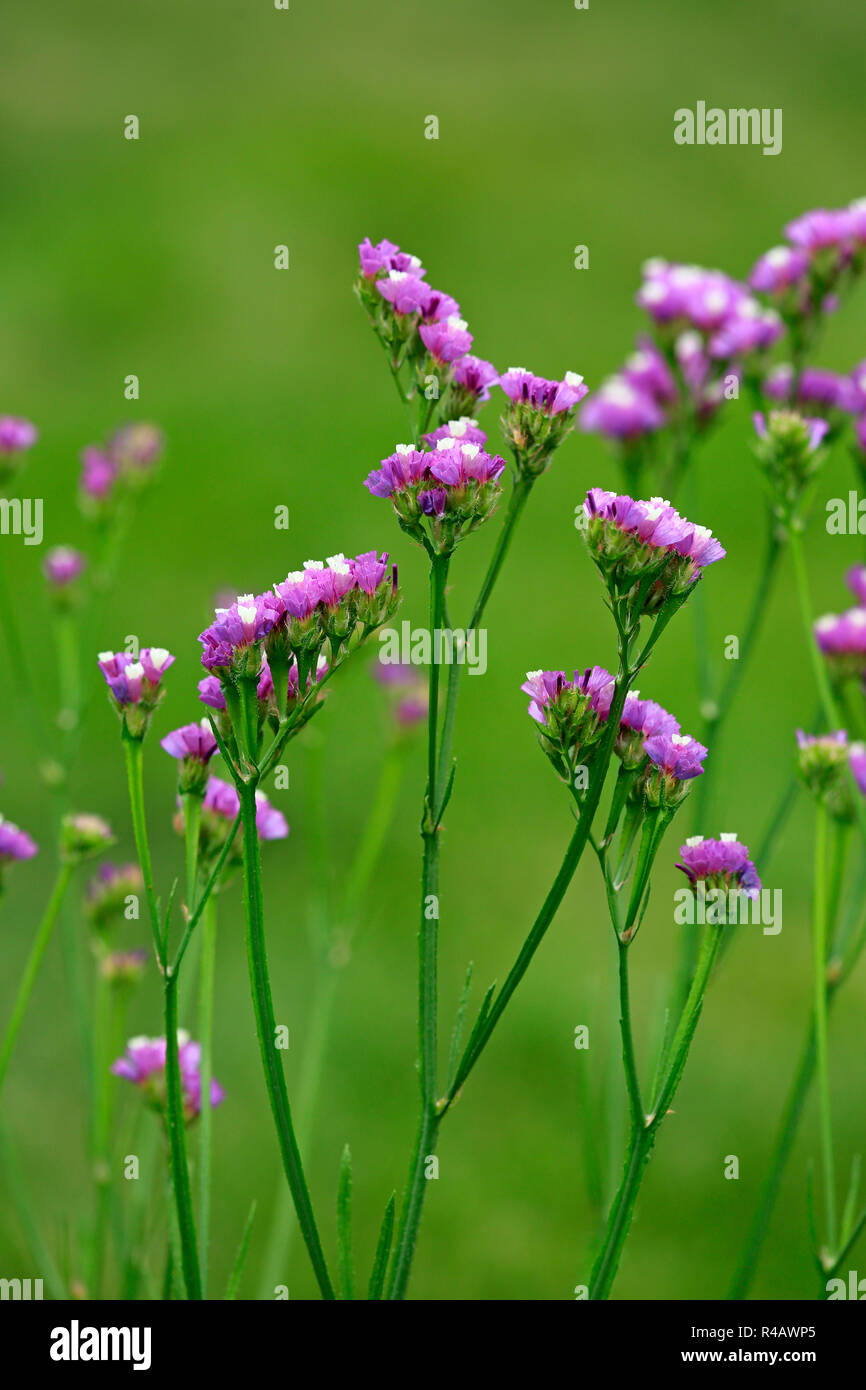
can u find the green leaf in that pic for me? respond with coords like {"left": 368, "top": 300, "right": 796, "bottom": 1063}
{"left": 446, "top": 963, "right": 474, "bottom": 1091}
{"left": 224, "top": 1200, "right": 257, "bottom": 1300}
{"left": 337, "top": 1144, "right": 354, "bottom": 1300}
{"left": 367, "top": 1192, "right": 396, "bottom": 1301}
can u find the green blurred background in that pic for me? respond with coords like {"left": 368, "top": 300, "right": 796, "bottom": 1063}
{"left": 1, "top": 0, "right": 864, "bottom": 1300}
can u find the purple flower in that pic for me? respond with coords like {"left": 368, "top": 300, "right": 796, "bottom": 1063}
{"left": 98, "top": 648, "right": 174, "bottom": 706}
{"left": 846, "top": 566, "right": 866, "bottom": 606}
{"left": 112, "top": 1031, "right": 225, "bottom": 1121}
{"left": 749, "top": 245, "right": 810, "bottom": 294}
{"left": 358, "top": 237, "right": 425, "bottom": 280}
{"left": 100, "top": 949, "right": 149, "bottom": 985}
{"left": 636, "top": 261, "right": 747, "bottom": 331}
{"left": 521, "top": 665, "right": 615, "bottom": 725}
{"left": 429, "top": 440, "right": 505, "bottom": 488}
{"left": 365, "top": 440, "right": 505, "bottom": 549}
{"left": 423, "top": 418, "right": 487, "bottom": 448}
{"left": 0, "top": 816, "right": 38, "bottom": 864}
{"left": 677, "top": 834, "right": 761, "bottom": 899}
{"left": 80, "top": 446, "right": 118, "bottom": 500}
{"left": 784, "top": 208, "right": 855, "bottom": 253}
{"left": 198, "top": 676, "right": 227, "bottom": 710}
{"left": 499, "top": 367, "right": 588, "bottom": 416}
{"left": 86, "top": 862, "right": 143, "bottom": 925}
{"left": 160, "top": 720, "right": 218, "bottom": 763}
{"left": 199, "top": 593, "right": 279, "bottom": 675}
{"left": 376, "top": 271, "right": 430, "bottom": 315}
{"left": 450, "top": 355, "right": 499, "bottom": 403}
{"left": 420, "top": 286, "right": 461, "bottom": 322}
{"left": 851, "top": 745, "right": 866, "bottom": 797}
{"left": 708, "top": 300, "right": 782, "bottom": 358}
{"left": 201, "top": 776, "right": 288, "bottom": 842}
{"left": 364, "top": 445, "right": 430, "bottom": 499}
{"left": 110, "top": 423, "right": 164, "bottom": 471}
{"left": 814, "top": 608, "right": 866, "bottom": 655}
{"left": 372, "top": 658, "right": 428, "bottom": 726}
{"left": 350, "top": 550, "right": 390, "bottom": 594}
{"left": 580, "top": 379, "right": 664, "bottom": 440}
{"left": 43, "top": 546, "right": 86, "bottom": 588}
{"left": 61, "top": 813, "right": 114, "bottom": 862}
{"left": 621, "top": 340, "right": 678, "bottom": 406}
{"left": 419, "top": 316, "right": 473, "bottom": 363}
{"left": 764, "top": 365, "right": 860, "bottom": 414}
{"left": 253, "top": 790, "right": 290, "bottom": 841}
{"left": 620, "top": 691, "right": 680, "bottom": 739}
{"left": 644, "top": 730, "right": 708, "bottom": 782}
{"left": 0, "top": 417, "right": 38, "bottom": 454}
{"left": 582, "top": 488, "right": 725, "bottom": 585}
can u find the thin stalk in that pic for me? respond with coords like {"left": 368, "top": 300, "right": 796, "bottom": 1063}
{"left": 812, "top": 801, "right": 837, "bottom": 1253}
{"left": 0, "top": 862, "right": 73, "bottom": 1096}
{"left": 588, "top": 922, "right": 724, "bottom": 1299}
{"left": 197, "top": 895, "right": 217, "bottom": 1297}
{"left": 122, "top": 734, "right": 163, "bottom": 963}
{"left": 238, "top": 779, "right": 335, "bottom": 1299}
{"left": 182, "top": 792, "right": 203, "bottom": 913}
{"left": 163, "top": 973, "right": 202, "bottom": 1300}
{"left": 617, "top": 942, "right": 644, "bottom": 1129}
{"left": 387, "top": 551, "right": 449, "bottom": 1300}
{"left": 88, "top": 969, "right": 126, "bottom": 1297}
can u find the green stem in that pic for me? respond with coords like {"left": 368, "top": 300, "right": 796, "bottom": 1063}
{"left": 388, "top": 552, "right": 449, "bottom": 1301}
{"left": 0, "top": 862, "right": 73, "bottom": 1096}
{"left": 163, "top": 973, "right": 202, "bottom": 1300}
{"left": 197, "top": 895, "right": 217, "bottom": 1298}
{"left": 789, "top": 526, "right": 839, "bottom": 728}
{"left": 617, "top": 942, "right": 644, "bottom": 1129}
{"left": 182, "top": 792, "right": 203, "bottom": 912}
{"left": 122, "top": 734, "right": 163, "bottom": 963}
{"left": 812, "top": 801, "right": 837, "bottom": 1253}
{"left": 588, "top": 921, "right": 724, "bottom": 1299}
{"left": 238, "top": 779, "right": 335, "bottom": 1299}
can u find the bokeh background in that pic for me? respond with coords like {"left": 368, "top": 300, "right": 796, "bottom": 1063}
{"left": 1, "top": 0, "right": 864, "bottom": 1300}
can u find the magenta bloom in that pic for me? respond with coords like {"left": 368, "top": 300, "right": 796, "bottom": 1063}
{"left": 451, "top": 354, "right": 498, "bottom": 403}
{"left": 784, "top": 208, "right": 855, "bottom": 253}
{"left": 583, "top": 488, "right": 725, "bottom": 579}
{"left": 372, "top": 658, "right": 428, "bottom": 726}
{"left": 580, "top": 379, "right": 664, "bottom": 440}
{"left": 749, "top": 245, "right": 810, "bottom": 293}
{"left": 521, "top": 666, "right": 615, "bottom": 726}
{"left": 198, "top": 676, "right": 227, "bottom": 710}
{"left": 199, "top": 593, "right": 280, "bottom": 674}
{"left": 0, "top": 417, "right": 38, "bottom": 454}
{"left": 376, "top": 271, "right": 429, "bottom": 315}
{"left": 160, "top": 720, "right": 218, "bottom": 763}
{"left": 709, "top": 301, "right": 782, "bottom": 358}
{"left": 202, "top": 776, "right": 288, "bottom": 841}
{"left": 112, "top": 1031, "right": 225, "bottom": 1121}
{"left": 419, "top": 315, "right": 473, "bottom": 363}
{"left": 80, "top": 446, "right": 118, "bottom": 500}
{"left": 850, "top": 745, "right": 866, "bottom": 797}
{"left": 350, "top": 550, "right": 391, "bottom": 595}
{"left": 764, "top": 365, "right": 859, "bottom": 413}
{"left": 636, "top": 262, "right": 747, "bottom": 331}
{"left": 621, "top": 341, "right": 678, "bottom": 406}
{"left": 846, "top": 566, "right": 866, "bottom": 606}
{"left": 677, "top": 834, "right": 761, "bottom": 899}
{"left": 420, "top": 286, "right": 461, "bottom": 322}
{"left": 43, "top": 546, "right": 86, "bottom": 588}
{"left": 358, "top": 238, "right": 425, "bottom": 280}
{"left": 0, "top": 816, "right": 38, "bottom": 864}
{"left": 423, "top": 418, "right": 487, "bottom": 448}
{"left": 98, "top": 648, "right": 174, "bottom": 705}
{"left": 644, "top": 730, "right": 708, "bottom": 781}
{"left": 499, "top": 367, "right": 588, "bottom": 416}
{"left": 110, "top": 422, "right": 164, "bottom": 471}
{"left": 620, "top": 691, "right": 680, "bottom": 739}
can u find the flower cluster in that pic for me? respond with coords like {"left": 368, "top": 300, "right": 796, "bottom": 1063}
{"left": 0, "top": 815, "right": 38, "bottom": 881}
{"left": 0, "top": 416, "right": 38, "bottom": 486}
{"left": 99, "top": 948, "right": 148, "bottom": 987}
{"left": 364, "top": 440, "right": 505, "bottom": 552}
{"left": 796, "top": 730, "right": 866, "bottom": 819}
{"left": 98, "top": 648, "right": 175, "bottom": 738}
{"left": 79, "top": 423, "right": 164, "bottom": 513}
{"left": 752, "top": 410, "right": 828, "bottom": 519}
{"left": 43, "top": 546, "right": 86, "bottom": 595}
{"left": 581, "top": 487, "right": 725, "bottom": 608}
{"left": 522, "top": 666, "right": 615, "bottom": 778}
{"left": 750, "top": 201, "right": 866, "bottom": 330}
{"left": 372, "top": 658, "right": 428, "bottom": 727}
{"left": 60, "top": 813, "right": 114, "bottom": 864}
{"left": 198, "top": 551, "right": 398, "bottom": 749}
{"left": 161, "top": 720, "right": 219, "bottom": 794}
{"left": 112, "top": 1031, "right": 224, "bottom": 1123}
{"left": 174, "top": 775, "right": 288, "bottom": 870}
{"left": 498, "top": 367, "right": 589, "bottom": 476}
{"left": 85, "top": 862, "right": 144, "bottom": 929}
{"left": 676, "top": 834, "right": 761, "bottom": 899}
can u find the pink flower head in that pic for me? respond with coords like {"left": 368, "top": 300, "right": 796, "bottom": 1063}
{"left": 419, "top": 315, "right": 473, "bottom": 363}
{"left": 376, "top": 270, "right": 429, "bottom": 315}
{"left": 644, "top": 730, "right": 708, "bottom": 782}
{"left": 80, "top": 446, "right": 118, "bottom": 500}
{"left": 112, "top": 1031, "right": 225, "bottom": 1120}
{"left": 98, "top": 648, "right": 174, "bottom": 706}
{"left": 580, "top": 379, "right": 664, "bottom": 440}
{"left": 0, "top": 816, "right": 38, "bottom": 864}
{"left": 499, "top": 367, "right": 588, "bottom": 416}
{"left": 110, "top": 423, "right": 164, "bottom": 471}
{"left": 846, "top": 566, "right": 866, "bottom": 606}
{"left": 43, "top": 546, "right": 86, "bottom": 588}
{"left": 677, "top": 834, "right": 761, "bottom": 899}
{"left": 451, "top": 355, "right": 499, "bottom": 403}
{"left": 160, "top": 720, "right": 218, "bottom": 763}
{"left": 0, "top": 417, "right": 38, "bottom": 454}
{"left": 749, "top": 245, "right": 810, "bottom": 294}
{"left": 785, "top": 207, "right": 855, "bottom": 253}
